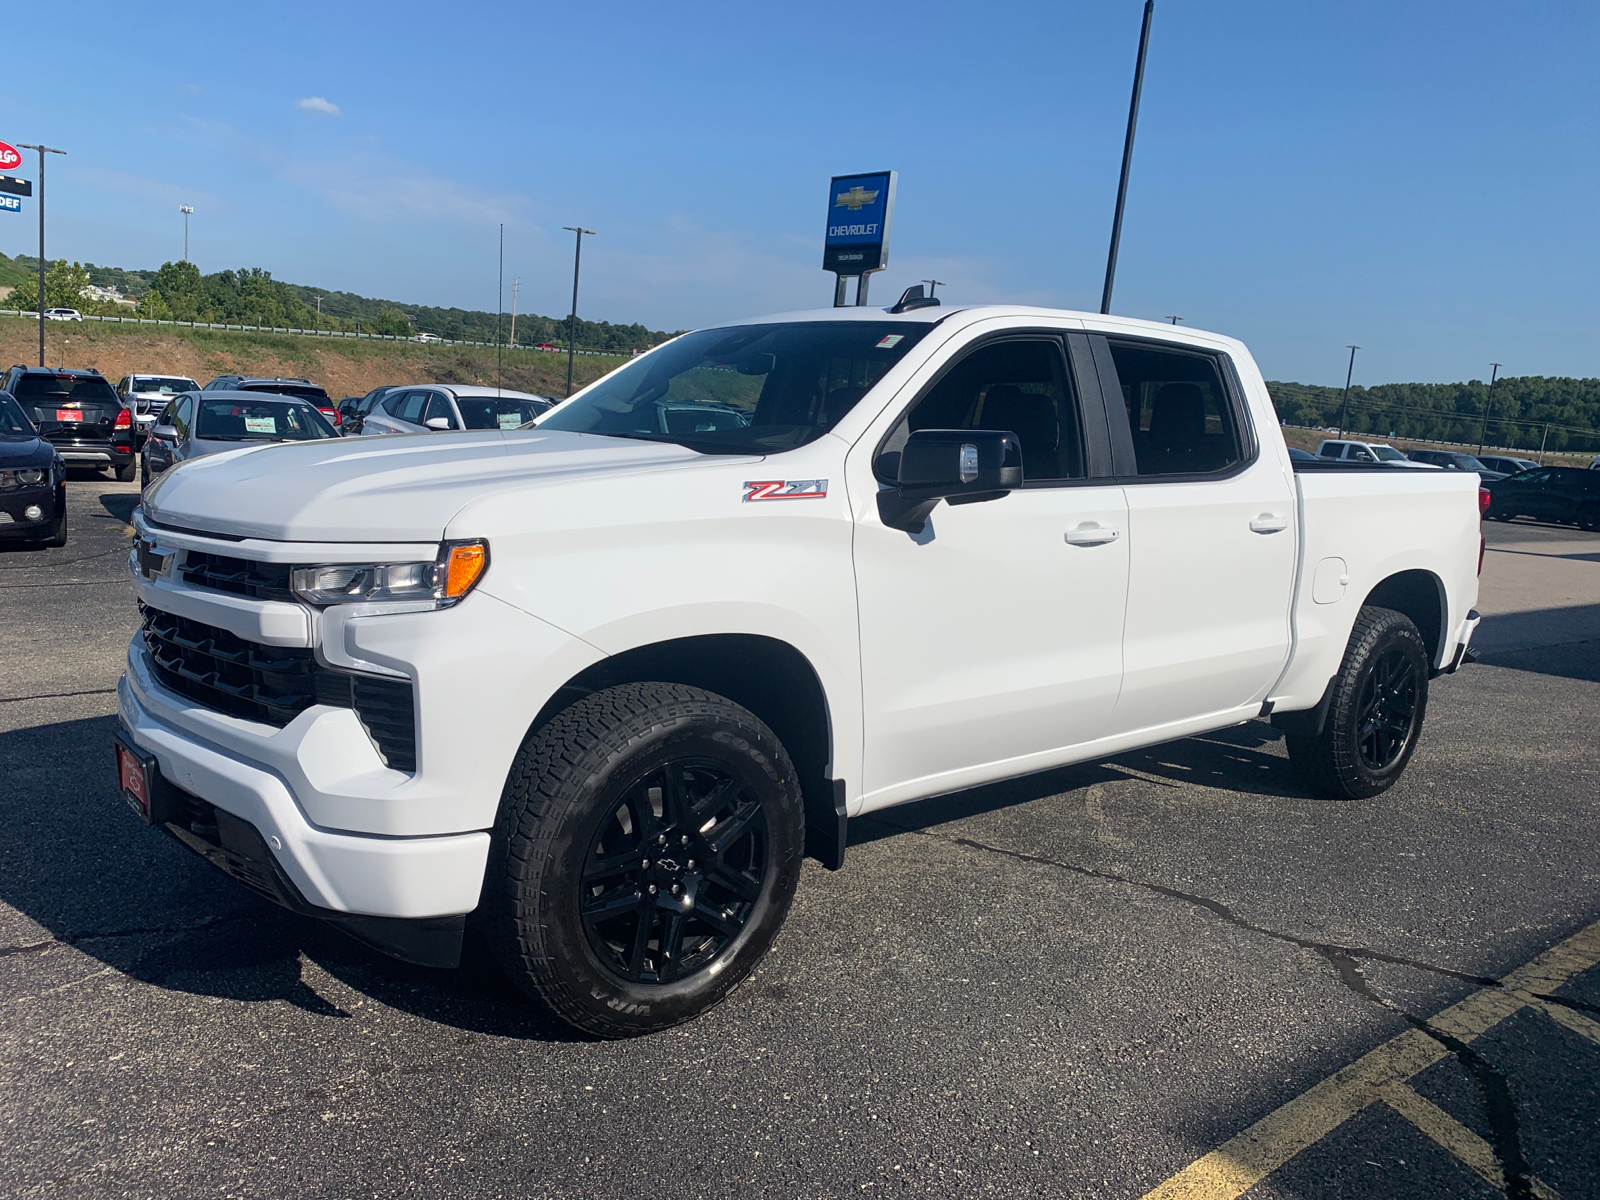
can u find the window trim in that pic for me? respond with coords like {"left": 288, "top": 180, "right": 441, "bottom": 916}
{"left": 1090, "top": 334, "right": 1260, "bottom": 485}
{"left": 871, "top": 330, "right": 1100, "bottom": 489}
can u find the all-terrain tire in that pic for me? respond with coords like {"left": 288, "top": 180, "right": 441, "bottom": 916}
{"left": 1286, "top": 605, "right": 1430, "bottom": 800}
{"left": 484, "top": 682, "right": 805, "bottom": 1038}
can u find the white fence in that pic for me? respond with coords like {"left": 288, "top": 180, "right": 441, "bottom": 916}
{"left": 0, "top": 310, "right": 626, "bottom": 357}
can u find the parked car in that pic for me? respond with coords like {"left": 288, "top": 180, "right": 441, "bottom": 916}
{"left": 118, "top": 305, "right": 1485, "bottom": 1037}
{"left": 360, "top": 385, "right": 553, "bottom": 435}
{"left": 1405, "top": 449, "right": 1507, "bottom": 481}
{"left": 140, "top": 391, "right": 338, "bottom": 488}
{"left": 1287, "top": 447, "right": 1316, "bottom": 462}
{"left": 535, "top": 342, "right": 560, "bottom": 351}
{"left": 0, "top": 391, "right": 67, "bottom": 546}
{"left": 1, "top": 365, "right": 137, "bottom": 479}
{"left": 42, "top": 307, "right": 83, "bottom": 322}
{"left": 203, "top": 376, "right": 341, "bottom": 430}
{"left": 1484, "top": 467, "right": 1600, "bottom": 530}
{"left": 1476, "top": 455, "right": 1539, "bottom": 476}
{"left": 337, "top": 385, "right": 404, "bottom": 435}
{"left": 115, "top": 374, "right": 200, "bottom": 445}
{"left": 1314, "top": 439, "right": 1434, "bottom": 467}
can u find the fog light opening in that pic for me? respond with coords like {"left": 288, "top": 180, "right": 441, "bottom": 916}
{"left": 24, "top": 505, "right": 44, "bottom": 522}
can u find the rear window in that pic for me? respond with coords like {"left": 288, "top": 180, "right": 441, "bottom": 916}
{"left": 456, "top": 396, "right": 551, "bottom": 430}
{"left": 133, "top": 377, "right": 197, "bottom": 394}
{"left": 13, "top": 374, "right": 120, "bottom": 404}
{"left": 0, "top": 396, "right": 35, "bottom": 435}
{"left": 239, "top": 382, "right": 331, "bottom": 404}
{"left": 195, "top": 400, "right": 334, "bottom": 441}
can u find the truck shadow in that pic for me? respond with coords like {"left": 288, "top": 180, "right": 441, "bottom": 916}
{"left": 97, "top": 492, "right": 140, "bottom": 524}
{"left": 0, "top": 714, "right": 582, "bottom": 1042}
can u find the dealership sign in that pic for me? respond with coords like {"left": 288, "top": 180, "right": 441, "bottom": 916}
{"left": 0, "top": 142, "right": 21, "bottom": 172}
{"left": 823, "top": 170, "right": 896, "bottom": 277}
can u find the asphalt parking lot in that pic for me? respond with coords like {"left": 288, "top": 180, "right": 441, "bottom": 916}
{"left": 2, "top": 475, "right": 1597, "bottom": 1200}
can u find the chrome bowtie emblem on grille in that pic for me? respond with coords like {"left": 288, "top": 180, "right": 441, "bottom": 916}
{"left": 743, "top": 479, "right": 828, "bottom": 502}
{"left": 135, "top": 538, "right": 174, "bottom": 580}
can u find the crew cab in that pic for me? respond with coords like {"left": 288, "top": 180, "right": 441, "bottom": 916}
{"left": 114, "top": 303, "right": 1483, "bottom": 1037}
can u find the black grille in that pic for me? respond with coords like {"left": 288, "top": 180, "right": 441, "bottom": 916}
{"left": 180, "top": 551, "right": 295, "bottom": 602}
{"left": 140, "top": 603, "right": 416, "bottom": 771}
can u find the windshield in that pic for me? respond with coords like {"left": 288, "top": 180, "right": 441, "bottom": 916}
{"left": 239, "top": 382, "right": 332, "bottom": 404}
{"left": 0, "top": 396, "right": 36, "bottom": 435}
{"left": 14, "top": 374, "right": 120, "bottom": 404}
{"left": 195, "top": 399, "right": 335, "bottom": 441}
{"left": 133, "top": 377, "right": 197, "bottom": 394}
{"left": 1450, "top": 454, "right": 1489, "bottom": 470}
{"left": 538, "top": 321, "right": 935, "bottom": 453}
{"left": 1374, "top": 447, "right": 1407, "bottom": 461}
{"left": 457, "top": 396, "right": 551, "bottom": 430}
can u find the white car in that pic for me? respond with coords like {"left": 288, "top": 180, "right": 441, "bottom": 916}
{"left": 413, "top": 332, "right": 443, "bottom": 344}
{"left": 358, "top": 385, "right": 553, "bottom": 435}
{"left": 43, "top": 307, "right": 83, "bottom": 321}
{"left": 1315, "top": 439, "right": 1435, "bottom": 467}
{"left": 115, "top": 374, "right": 200, "bottom": 432}
{"left": 117, "top": 303, "right": 1483, "bottom": 1037}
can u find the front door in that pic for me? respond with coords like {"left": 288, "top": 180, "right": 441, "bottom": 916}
{"left": 853, "top": 335, "right": 1130, "bottom": 806}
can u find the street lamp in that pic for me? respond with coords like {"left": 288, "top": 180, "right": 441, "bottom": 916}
{"left": 17, "top": 143, "right": 66, "bottom": 367}
{"left": 562, "top": 226, "right": 595, "bottom": 398}
{"left": 1336, "top": 345, "right": 1360, "bottom": 438}
{"left": 180, "top": 206, "right": 194, "bottom": 261}
{"left": 1100, "top": 0, "right": 1156, "bottom": 315}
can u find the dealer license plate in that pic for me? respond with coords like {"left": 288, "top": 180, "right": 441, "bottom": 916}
{"left": 57, "top": 409, "right": 83, "bottom": 422}
{"left": 116, "top": 740, "right": 156, "bottom": 823}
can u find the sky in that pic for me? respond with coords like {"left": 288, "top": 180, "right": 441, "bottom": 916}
{"left": 2, "top": 0, "right": 1596, "bottom": 385}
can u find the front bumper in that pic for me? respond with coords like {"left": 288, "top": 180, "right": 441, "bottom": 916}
{"left": 118, "top": 670, "right": 490, "bottom": 921}
{"left": 0, "top": 483, "right": 62, "bottom": 537}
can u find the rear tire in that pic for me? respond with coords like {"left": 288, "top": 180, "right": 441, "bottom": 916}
{"left": 485, "top": 682, "right": 805, "bottom": 1038}
{"left": 1286, "top": 606, "right": 1430, "bottom": 800}
{"left": 114, "top": 460, "right": 136, "bottom": 482}
{"left": 1579, "top": 503, "right": 1600, "bottom": 533}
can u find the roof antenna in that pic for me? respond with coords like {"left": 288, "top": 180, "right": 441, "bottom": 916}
{"left": 889, "top": 284, "right": 940, "bottom": 314}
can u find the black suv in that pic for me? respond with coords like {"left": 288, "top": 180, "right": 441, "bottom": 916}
{"left": 202, "top": 376, "right": 341, "bottom": 430}
{"left": 1, "top": 365, "right": 136, "bottom": 480}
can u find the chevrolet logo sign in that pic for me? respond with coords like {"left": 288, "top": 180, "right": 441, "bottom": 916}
{"left": 136, "top": 538, "right": 174, "bottom": 580}
{"left": 834, "top": 186, "right": 879, "bottom": 211}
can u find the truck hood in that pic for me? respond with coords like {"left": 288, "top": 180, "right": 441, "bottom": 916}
{"left": 141, "top": 429, "right": 710, "bottom": 543}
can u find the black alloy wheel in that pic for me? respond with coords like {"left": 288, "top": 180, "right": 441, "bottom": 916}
{"left": 1353, "top": 647, "right": 1419, "bottom": 772}
{"left": 580, "top": 759, "right": 768, "bottom": 986}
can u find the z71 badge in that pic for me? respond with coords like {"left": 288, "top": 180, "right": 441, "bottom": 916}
{"left": 743, "top": 479, "right": 828, "bottom": 502}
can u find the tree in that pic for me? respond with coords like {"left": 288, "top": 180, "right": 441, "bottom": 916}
{"left": 7, "top": 260, "right": 119, "bottom": 315}
{"left": 147, "top": 260, "right": 208, "bottom": 321}
{"left": 369, "top": 306, "right": 412, "bottom": 337}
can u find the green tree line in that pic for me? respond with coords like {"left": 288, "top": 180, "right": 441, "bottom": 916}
{"left": 1267, "top": 377, "right": 1600, "bottom": 455}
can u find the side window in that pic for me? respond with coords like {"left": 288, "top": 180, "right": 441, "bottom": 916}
{"left": 887, "top": 338, "right": 1084, "bottom": 483}
{"left": 423, "top": 392, "right": 458, "bottom": 428}
{"left": 1319, "top": 443, "right": 1342, "bottom": 458}
{"left": 1105, "top": 341, "right": 1246, "bottom": 477}
{"left": 387, "top": 390, "right": 429, "bottom": 422}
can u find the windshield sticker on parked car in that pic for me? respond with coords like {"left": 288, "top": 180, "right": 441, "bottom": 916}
{"left": 743, "top": 479, "right": 828, "bottom": 502}
{"left": 244, "top": 416, "right": 277, "bottom": 434}
{"left": 875, "top": 334, "right": 905, "bottom": 349}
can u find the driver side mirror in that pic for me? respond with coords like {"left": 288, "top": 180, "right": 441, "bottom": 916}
{"left": 878, "top": 428, "right": 1023, "bottom": 532}
{"left": 425, "top": 417, "right": 453, "bottom": 431}
{"left": 151, "top": 425, "right": 178, "bottom": 442}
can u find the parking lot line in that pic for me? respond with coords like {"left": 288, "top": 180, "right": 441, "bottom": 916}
{"left": 1138, "top": 917, "right": 1600, "bottom": 1200}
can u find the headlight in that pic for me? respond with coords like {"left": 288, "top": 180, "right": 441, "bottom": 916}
{"left": 291, "top": 540, "right": 488, "bottom": 607}
{"left": 0, "top": 469, "right": 46, "bottom": 489}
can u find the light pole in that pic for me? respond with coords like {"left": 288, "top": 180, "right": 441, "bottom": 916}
{"left": 563, "top": 226, "right": 595, "bottom": 398}
{"left": 180, "top": 206, "right": 194, "bottom": 261}
{"left": 1477, "top": 363, "right": 1500, "bottom": 456}
{"left": 1336, "top": 345, "right": 1360, "bottom": 438}
{"left": 17, "top": 143, "right": 66, "bottom": 367}
{"left": 920, "top": 278, "right": 944, "bottom": 297}
{"left": 496, "top": 223, "right": 504, "bottom": 396}
{"left": 1100, "top": 0, "right": 1155, "bottom": 315}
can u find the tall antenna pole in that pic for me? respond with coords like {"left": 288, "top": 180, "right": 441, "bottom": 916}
{"left": 1100, "top": 0, "right": 1154, "bottom": 315}
{"left": 1337, "top": 345, "right": 1360, "bottom": 438}
{"left": 563, "top": 226, "right": 595, "bottom": 398}
{"left": 1477, "top": 363, "right": 1500, "bottom": 456}
{"left": 180, "top": 205, "right": 194, "bottom": 261}
{"left": 18, "top": 143, "right": 66, "bottom": 366}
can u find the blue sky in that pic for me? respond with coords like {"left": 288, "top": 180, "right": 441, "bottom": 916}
{"left": 2, "top": 0, "right": 1596, "bottom": 384}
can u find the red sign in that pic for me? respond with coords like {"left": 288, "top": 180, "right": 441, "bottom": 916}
{"left": 0, "top": 142, "right": 20, "bottom": 171}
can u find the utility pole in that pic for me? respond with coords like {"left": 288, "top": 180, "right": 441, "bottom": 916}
{"left": 180, "top": 205, "right": 194, "bottom": 261}
{"left": 1537, "top": 422, "right": 1550, "bottom": 465}
{"left": 1165, "top": 315, "right": 1182, "bottom": 325}
{"left": 496, "top": 223, "right": 504, "bottom": 396}
{"left": 563, "top": 226, "right": 595, "bottom": 398}
{"left": 920, "top": 279, "right": 944, "bottom": 297}
{"left": 509, "top": 276, "right": 519, "bottom": 348}
{"left": 17, "top": 143, "right": 66, "bottom": 367}
{"left": 1336, "top": 345, "right": 1360, "bottom": 438}
{"left": 1100, "top": 0, "right": 1155, "bottom": 315}
{"left": 1477, "top": 363, "right": 1500, "bottom": 456}
{"left": 315, "top": 294, "right": 322, "bottom": 328}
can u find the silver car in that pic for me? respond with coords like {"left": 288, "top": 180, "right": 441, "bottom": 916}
{"left": 359, "top": 385, "right": 555, "bottom": 436}
{"left": 140, "top": 390, "right": 337, "bottom": 489}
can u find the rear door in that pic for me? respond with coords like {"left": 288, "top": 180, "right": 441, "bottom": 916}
{"left": 1093, "top": 335, "right": 1297, "bottom": 733}
{"left": 366, "top": 389, "right": 429, "bottom": 434}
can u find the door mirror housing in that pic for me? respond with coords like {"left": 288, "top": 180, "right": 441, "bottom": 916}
{"left": 151, "top": 425, "right": 178, "bottom": 441}
{"left": 878, "top": 428, "right": 1023, "bottom": 532}
{"left": 424, "top": 416, "right": 453, "bottom": 431}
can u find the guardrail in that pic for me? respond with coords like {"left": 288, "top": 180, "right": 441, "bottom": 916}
{"left": 0, "top": 309, "right": 630, "bottom": 357}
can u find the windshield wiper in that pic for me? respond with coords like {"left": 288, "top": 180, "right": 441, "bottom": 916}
{"left": 594, "top": 430, "right": 755, "bottom": 456}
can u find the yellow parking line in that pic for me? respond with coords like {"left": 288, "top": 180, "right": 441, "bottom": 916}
{"left": 1523, "top": 995, "right": 1600, "bottom": 1049}
{"left": 1139, "top": 918, "right": 1600, "bottom": 1200}
{"left": 1381, "top": 1083, "right": 1560, "bottom": 1200}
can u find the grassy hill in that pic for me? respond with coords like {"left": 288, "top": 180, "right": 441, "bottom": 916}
{"left": 0, "top": 313, "right": 628, "bottom": 398}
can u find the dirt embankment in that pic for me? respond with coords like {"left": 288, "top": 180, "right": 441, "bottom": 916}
{"left": 0, "top": 317, "right": 625, "bottom": 398}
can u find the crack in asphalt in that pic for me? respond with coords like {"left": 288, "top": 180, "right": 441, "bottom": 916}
{"left": 872, "top": 820, "right": 1543, "bottom": 1199}
{"left": 0, "top": 912, "right": 259, "bottom": 958}
{"left": 0, "top": 688, "right": 118, "bottom": 704}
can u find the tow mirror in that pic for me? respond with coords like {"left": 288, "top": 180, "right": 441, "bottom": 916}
{"left": 425, "top": 417, "right": 453, "bottom": 431}
{"left": 878, "top": 428, "right": 1023, "bottom": 532}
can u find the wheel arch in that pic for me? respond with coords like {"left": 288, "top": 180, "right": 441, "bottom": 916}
{"left": 1361, "top": 569, "right": 1446, "bottom": 667}
{"left": 522, "top": 633, "right": 846, "bottom": 869}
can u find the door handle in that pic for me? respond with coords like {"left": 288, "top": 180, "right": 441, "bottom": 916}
{"left": 1065, "top": 524, "right": 1121, "bottom": 546}
{"left": 1249, "top": 514, "right": 1290, "bottom": 534}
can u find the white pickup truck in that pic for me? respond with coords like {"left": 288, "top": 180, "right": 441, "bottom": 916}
{"left": 115, "top": 302, "right": 1484, "bottom": 1037}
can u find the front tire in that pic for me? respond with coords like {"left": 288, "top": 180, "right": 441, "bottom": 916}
{"left": 1286, "top": 606, "right": 1430, "bottom": 800}
{"left": 485, "top": 682, "right": 805, "bottom": 1037}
